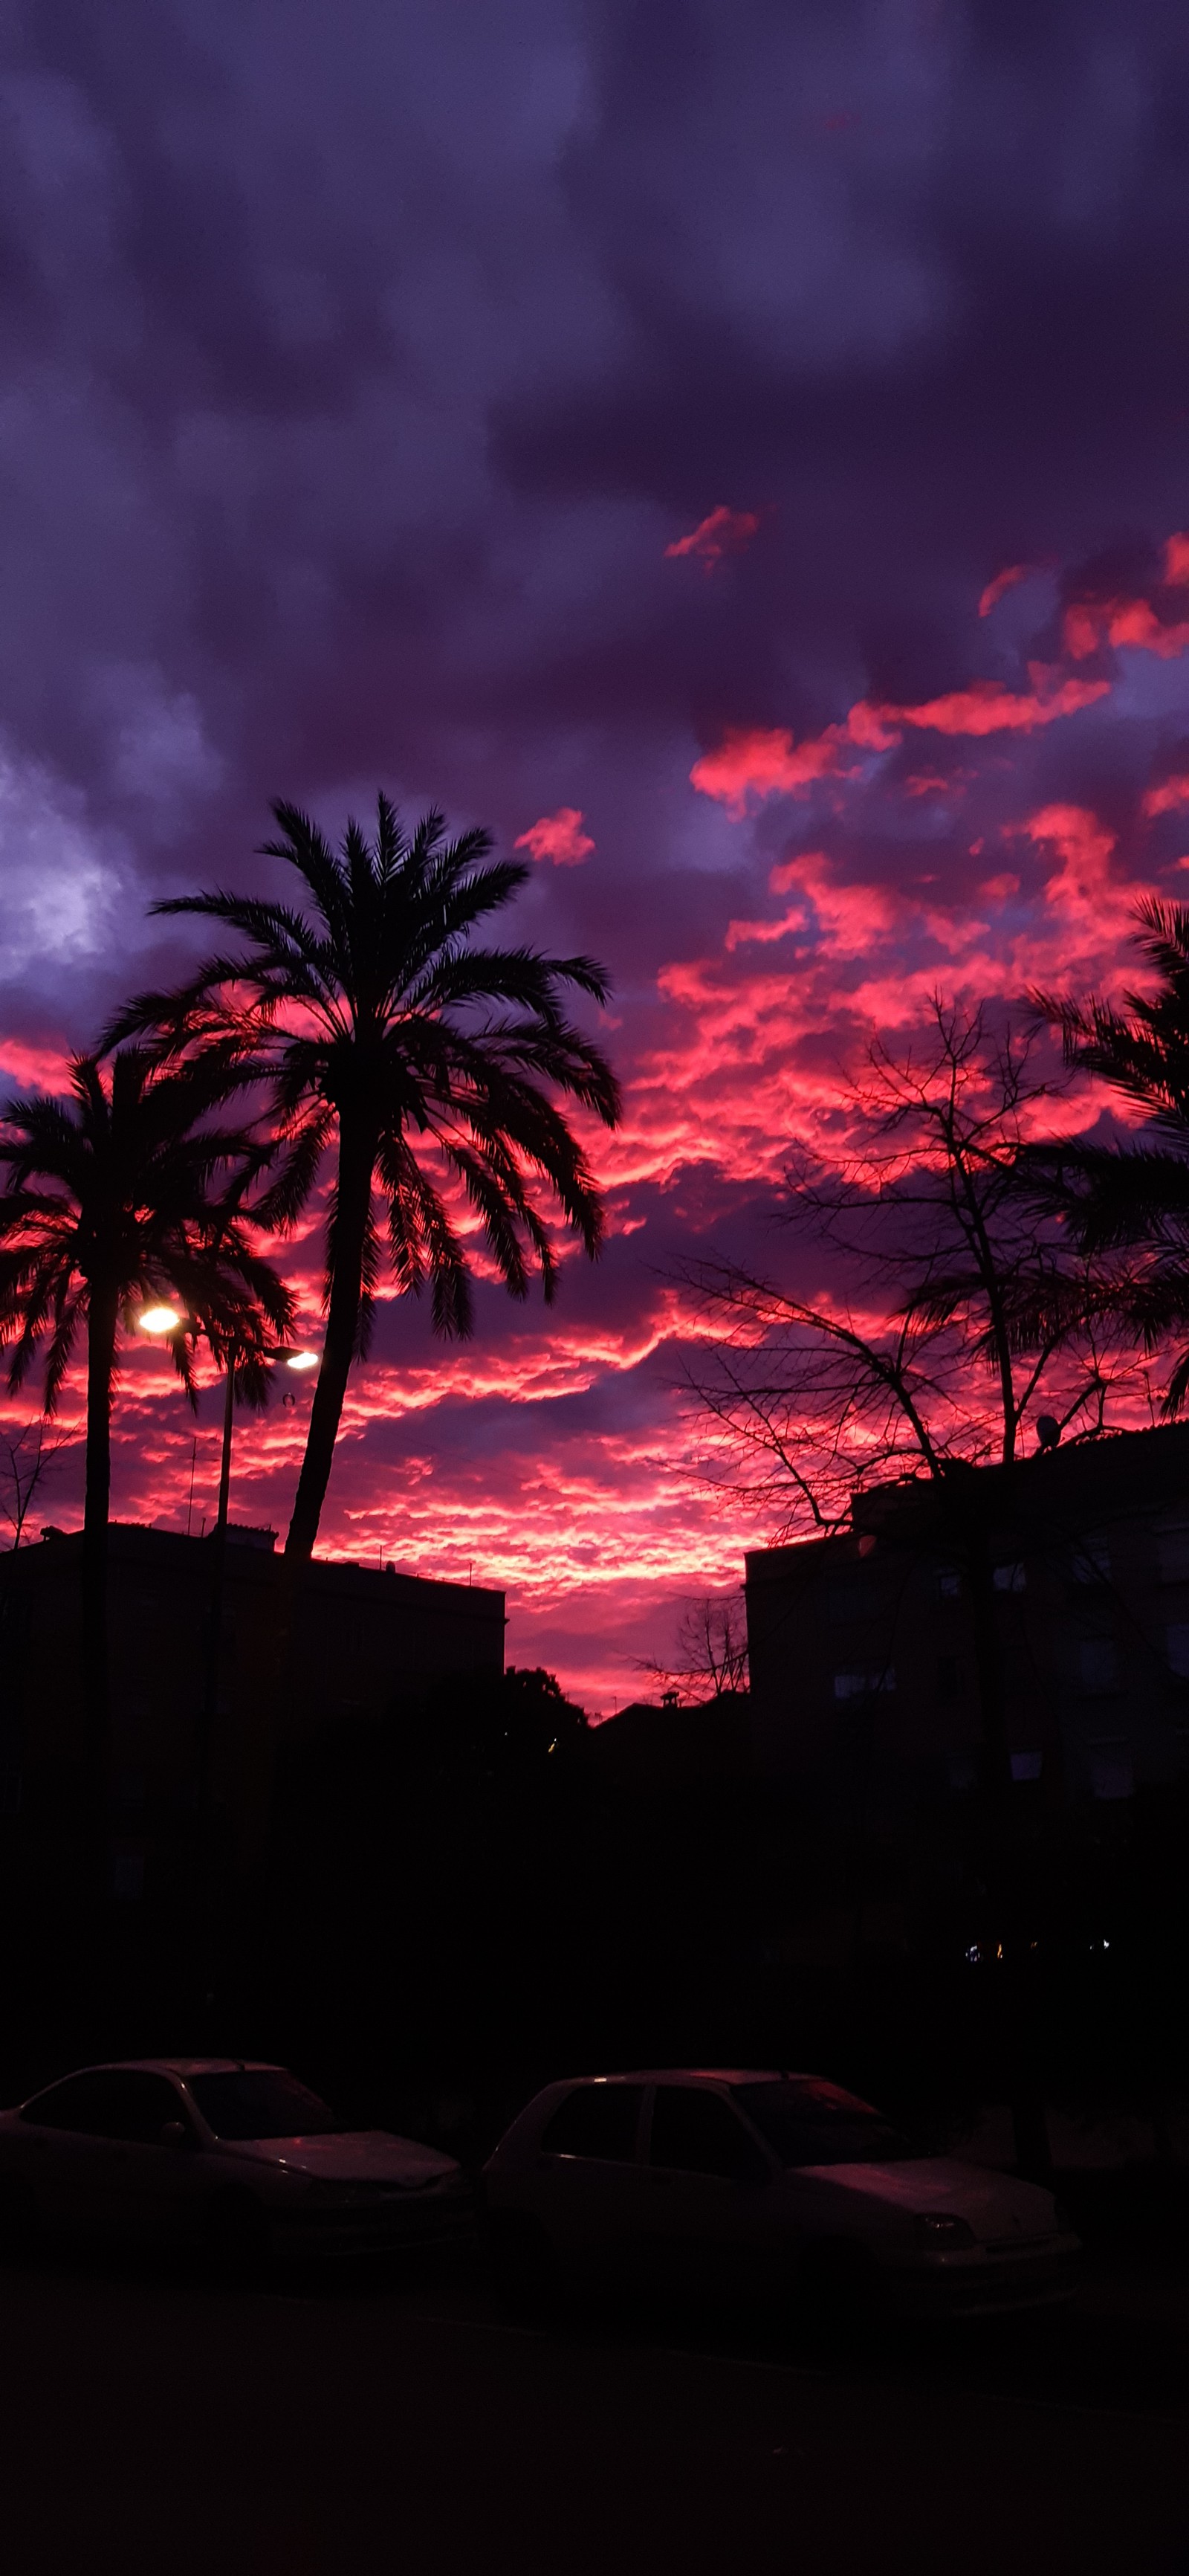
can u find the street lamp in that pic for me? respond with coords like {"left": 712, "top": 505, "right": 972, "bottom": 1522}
{"left": 137, "top": 1302, "right": 184, "bottom": 1336}
{"left": 197, "top": 1340, "right": 319, "bottom": 1818}
{"left": 135, "top": 1312, "right": 319, "bottom": 1807}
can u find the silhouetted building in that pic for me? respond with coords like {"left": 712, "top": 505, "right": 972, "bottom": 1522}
{"left": 0, "top": 1523, "right": 504, "bottom": 1894}
{"left": 589, "top": 1692, "right": 751, "bottom": 1789}
{"left": 746, "top": 1424, "right": 1189, "bottom": 1809}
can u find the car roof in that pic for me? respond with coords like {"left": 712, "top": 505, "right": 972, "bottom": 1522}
{"left": 550, "top": 2069, "right": 815, "bottom": 2087}
{"left": 33, "top": 2059, "right": 285, "bottom": 2082}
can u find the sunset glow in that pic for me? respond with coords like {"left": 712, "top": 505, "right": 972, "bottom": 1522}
{"left": 4, "top": 9, "right": 1189, "bottom": 1711}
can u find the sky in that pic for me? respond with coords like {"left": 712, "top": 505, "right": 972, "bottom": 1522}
{"left": 3, "top": 0, "right": 1189, "bottom": 1708}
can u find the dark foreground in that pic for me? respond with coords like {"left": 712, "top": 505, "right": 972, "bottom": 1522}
{"left": 1, "top": 2247, "right": 1188, "bottom": 2575}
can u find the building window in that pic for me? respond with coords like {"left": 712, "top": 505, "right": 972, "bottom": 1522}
{"left": 1010, "top": 1751, "right": 1043, "bottom": 1783}
{"left": 993, "top": 1561, "right": 1026, "bottom": 1593}
{"left": 1078, "top": 1639, "right": 1123, "bottom": 1696}
{"left": 1071, "top": 1539, "right": 1111, "bottom": 1586}
{"left": 936, "top": 1568, "right": 962, "bottom": 1600}
{"left": 833, "top": 1669, "right": 895, "bottom": 1701}
{"left": 1158, "top": 1523, "right": 1189, "bottom": 1584}
{"left": 109, "top": 1850, "right": 146, "bottom": 1902}
{"left": 1088, "top": 1741, "right": 1133, "bottom": 1801}
{"left": 1167, "top": 1624, "right": 1189, "bottom": 1680}
{"left": 826, "top": 1578, "right": 866, "bottom": 1623}
{"left": 947, "top": 1753, "right": 978, "bottom": 1792}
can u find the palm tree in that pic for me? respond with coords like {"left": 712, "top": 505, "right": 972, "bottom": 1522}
{"left": 108, "top": 794, "right": 621, "bottom": 1562}
{"left": 1032, "top": 897, "right": 1189, "bottom": 1407}
{"left": 0, "top": 1047, "right": 294, "bottom": 1818}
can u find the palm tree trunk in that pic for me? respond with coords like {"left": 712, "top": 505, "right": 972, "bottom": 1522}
{"left": 285, "top": 1118, "right": 376, "bottom": 1562}
{"left": 247, "top": 1123, "right": 373, "bottom": 1875}
{"left": 82, "top": 1279, "right": 117, "bottom": 1850}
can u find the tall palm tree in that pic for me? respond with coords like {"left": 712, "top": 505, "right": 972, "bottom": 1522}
{"left": 108, "top": 794, "right": 621, "bottom": 1562}
{"left": 0, "top": 1047, "right": 294, "bottom": 1815}
{"left": 1032, "top": 897, "right": 1189, "bottom": 1407}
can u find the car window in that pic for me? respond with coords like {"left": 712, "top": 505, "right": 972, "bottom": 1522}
{"left": 103, "top": 2073, "right": 192, "bottom": 2143}
{"left": 731, "top": 2079, "right": 921, "bottom": 2166}
{"left": 19, "top": 2071, "right": 179, "bottom": 2140}
{"left": 187, "top": 2070, "right": 343, "bottom": 2140}
{"left": 540, "top": 2085, "right": 644, "bottom": 2162}
{"left": 649, "top": 2086, "right": 765, "bottom": 2182}
{"left": 22, "top": 2076, "right": 103, "bottom": 2133}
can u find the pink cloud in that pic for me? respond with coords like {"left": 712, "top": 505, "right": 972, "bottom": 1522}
{"left": 1020, "top": 804, "right": 1142, "bottom": 950}
{"left": 725, "top": 850, "right": 901, "bottom": 961}
{"left": 870, "top": 672, "right": 1109, "bottom": 737}
{"left": 725, "top": 908, "right": 805, "bottom": 951}
{"left": 1063, "top": 537, "right": 1189, "bottom": 663}
{"left": 514, "top": 806, "right": 594, "bottom": 865}
{"left": 978, "top": 872, "right": 1020, "bottom": 901}
{"left": 692, "top": 674, "right": 1109, "bottom": 816}
{"left": 689, "top": 706, "right": 897, "bottom": 816}
{"left": 978, "top": 563, "right": 1029, "bottom": 617}
{"left": 0, "top": 1036, "right": 76, "bottom": 1093}
{"left": 1142, "top": 773, "right": 1189, "bottom": 817}
{"left": 664, "top": 505, "right": 762, "bottom": 569}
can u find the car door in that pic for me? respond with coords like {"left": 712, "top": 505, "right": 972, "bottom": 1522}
{"left": 531, "top": 2083, "right": 648, "bottom": 2276}
{"left": 14, "top": 2072, "right": 137, "bottom": 2239}
{"left": 642, "top": 2084, "right": 772, "bottom": 2293}
{"left": 94, "top": 2072, "right": 209, "bottom": 2247}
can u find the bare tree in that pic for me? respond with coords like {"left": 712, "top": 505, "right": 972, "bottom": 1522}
{"left": 0, "top": 1418, "right": 74, "bottom": 1549}
{"left": 681, "top": 1001, "right": 1142, "bottom": 1547}
{"left": 641, "top": 1592, "right": 749, "bottom": 1704}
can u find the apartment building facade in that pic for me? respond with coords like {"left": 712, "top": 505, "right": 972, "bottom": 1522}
{"left": 745, "top": 1424, "right": 1189, "bottom": 1808}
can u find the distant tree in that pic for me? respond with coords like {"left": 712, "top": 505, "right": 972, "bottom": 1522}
{"left": 1032, "top": 897, "right": 1189, "bottom": 1411}
{"left": 640, "top": 1592, "right": 749, "bottom": 1703}
{"left": 108, "top": 795, "right": 621, "bottom": 1566}
{"left": 0, "top": 1416, "right": 73, "bottom": 1549}
{"left": 0, "top": 1049, "right": 293, "bottom": 1826}
{"left": 681, "top": 1003, "right": 1135, "bottom": 1542}
{"left": 397, "top": 1664, "right": 589, "bottom": 1786}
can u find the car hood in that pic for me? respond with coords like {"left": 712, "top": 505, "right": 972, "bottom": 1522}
{"left": 793, "top": 2157, "right": 1057, "bottom": 2241}
{"left": 218, "top": 2129, "right": 462, "bottom": 2188}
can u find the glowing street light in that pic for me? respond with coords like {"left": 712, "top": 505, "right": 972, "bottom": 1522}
{"left": 282, "top": 1349, "right": 319, "bottom": 1372}
{"left": 137, "top": 1303, "right": 183, "bottom": 1334}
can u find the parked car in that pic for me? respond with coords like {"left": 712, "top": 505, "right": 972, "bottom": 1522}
{"left": 482, "top": 2070, "right": 1081, "bottom": 2321}
{"left": 0, "top": 2058, "right": 472, "bottom": 2265}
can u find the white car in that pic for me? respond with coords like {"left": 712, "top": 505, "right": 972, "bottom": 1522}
{"left": 0, "top": 2058, "right": 471, "bottom": 2265}
{"left": 482, "top": 2070, "right": 1081, "bottom": 2322}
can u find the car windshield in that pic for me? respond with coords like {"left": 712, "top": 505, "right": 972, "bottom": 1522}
{"left": 731, "top": 2079, "right": 922, "bottom": 2167}
{"left": 187, "top": 2071, "right": 345, "bottom": 2140}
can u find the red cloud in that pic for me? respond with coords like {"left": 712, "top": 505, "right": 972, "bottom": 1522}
{"left": 1063, "top": 532, "right": 1189, "bottom": 662}
{"left": 0, "top": 1036, "right": 75, "bottom": 1093}
{"left": 689, "top": 706, "right": 898, "bottom": 816}
{"left": 664, "top": 506, "right": 762, "bottom": 570}
{"left": 872, "top": 673, "right": 1109, "bottom": 737}
{"left": 1142, "top": 774, "right": 1189, "bottom": 817}
{"left": 1020, "top": 803, "right": 1142, "bottom": 951}
{"left": 691, "top": 674, "right": 1108, "bottom": 813}
{"left": 978, "top": 872, "right": 1020, "bottom": 902}
{"left": 978, "top": 564, "right": 1029, "bottom": 617}
{"left": 514, "top": 807, "right": 594, "bottom": 865}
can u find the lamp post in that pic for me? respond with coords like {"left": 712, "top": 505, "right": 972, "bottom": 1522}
{"left": 135, "top": 1310, "right": 318, "bottom": 1825}
{"left": 200, "top": 1345, "right": 318, "bottom": 1822}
